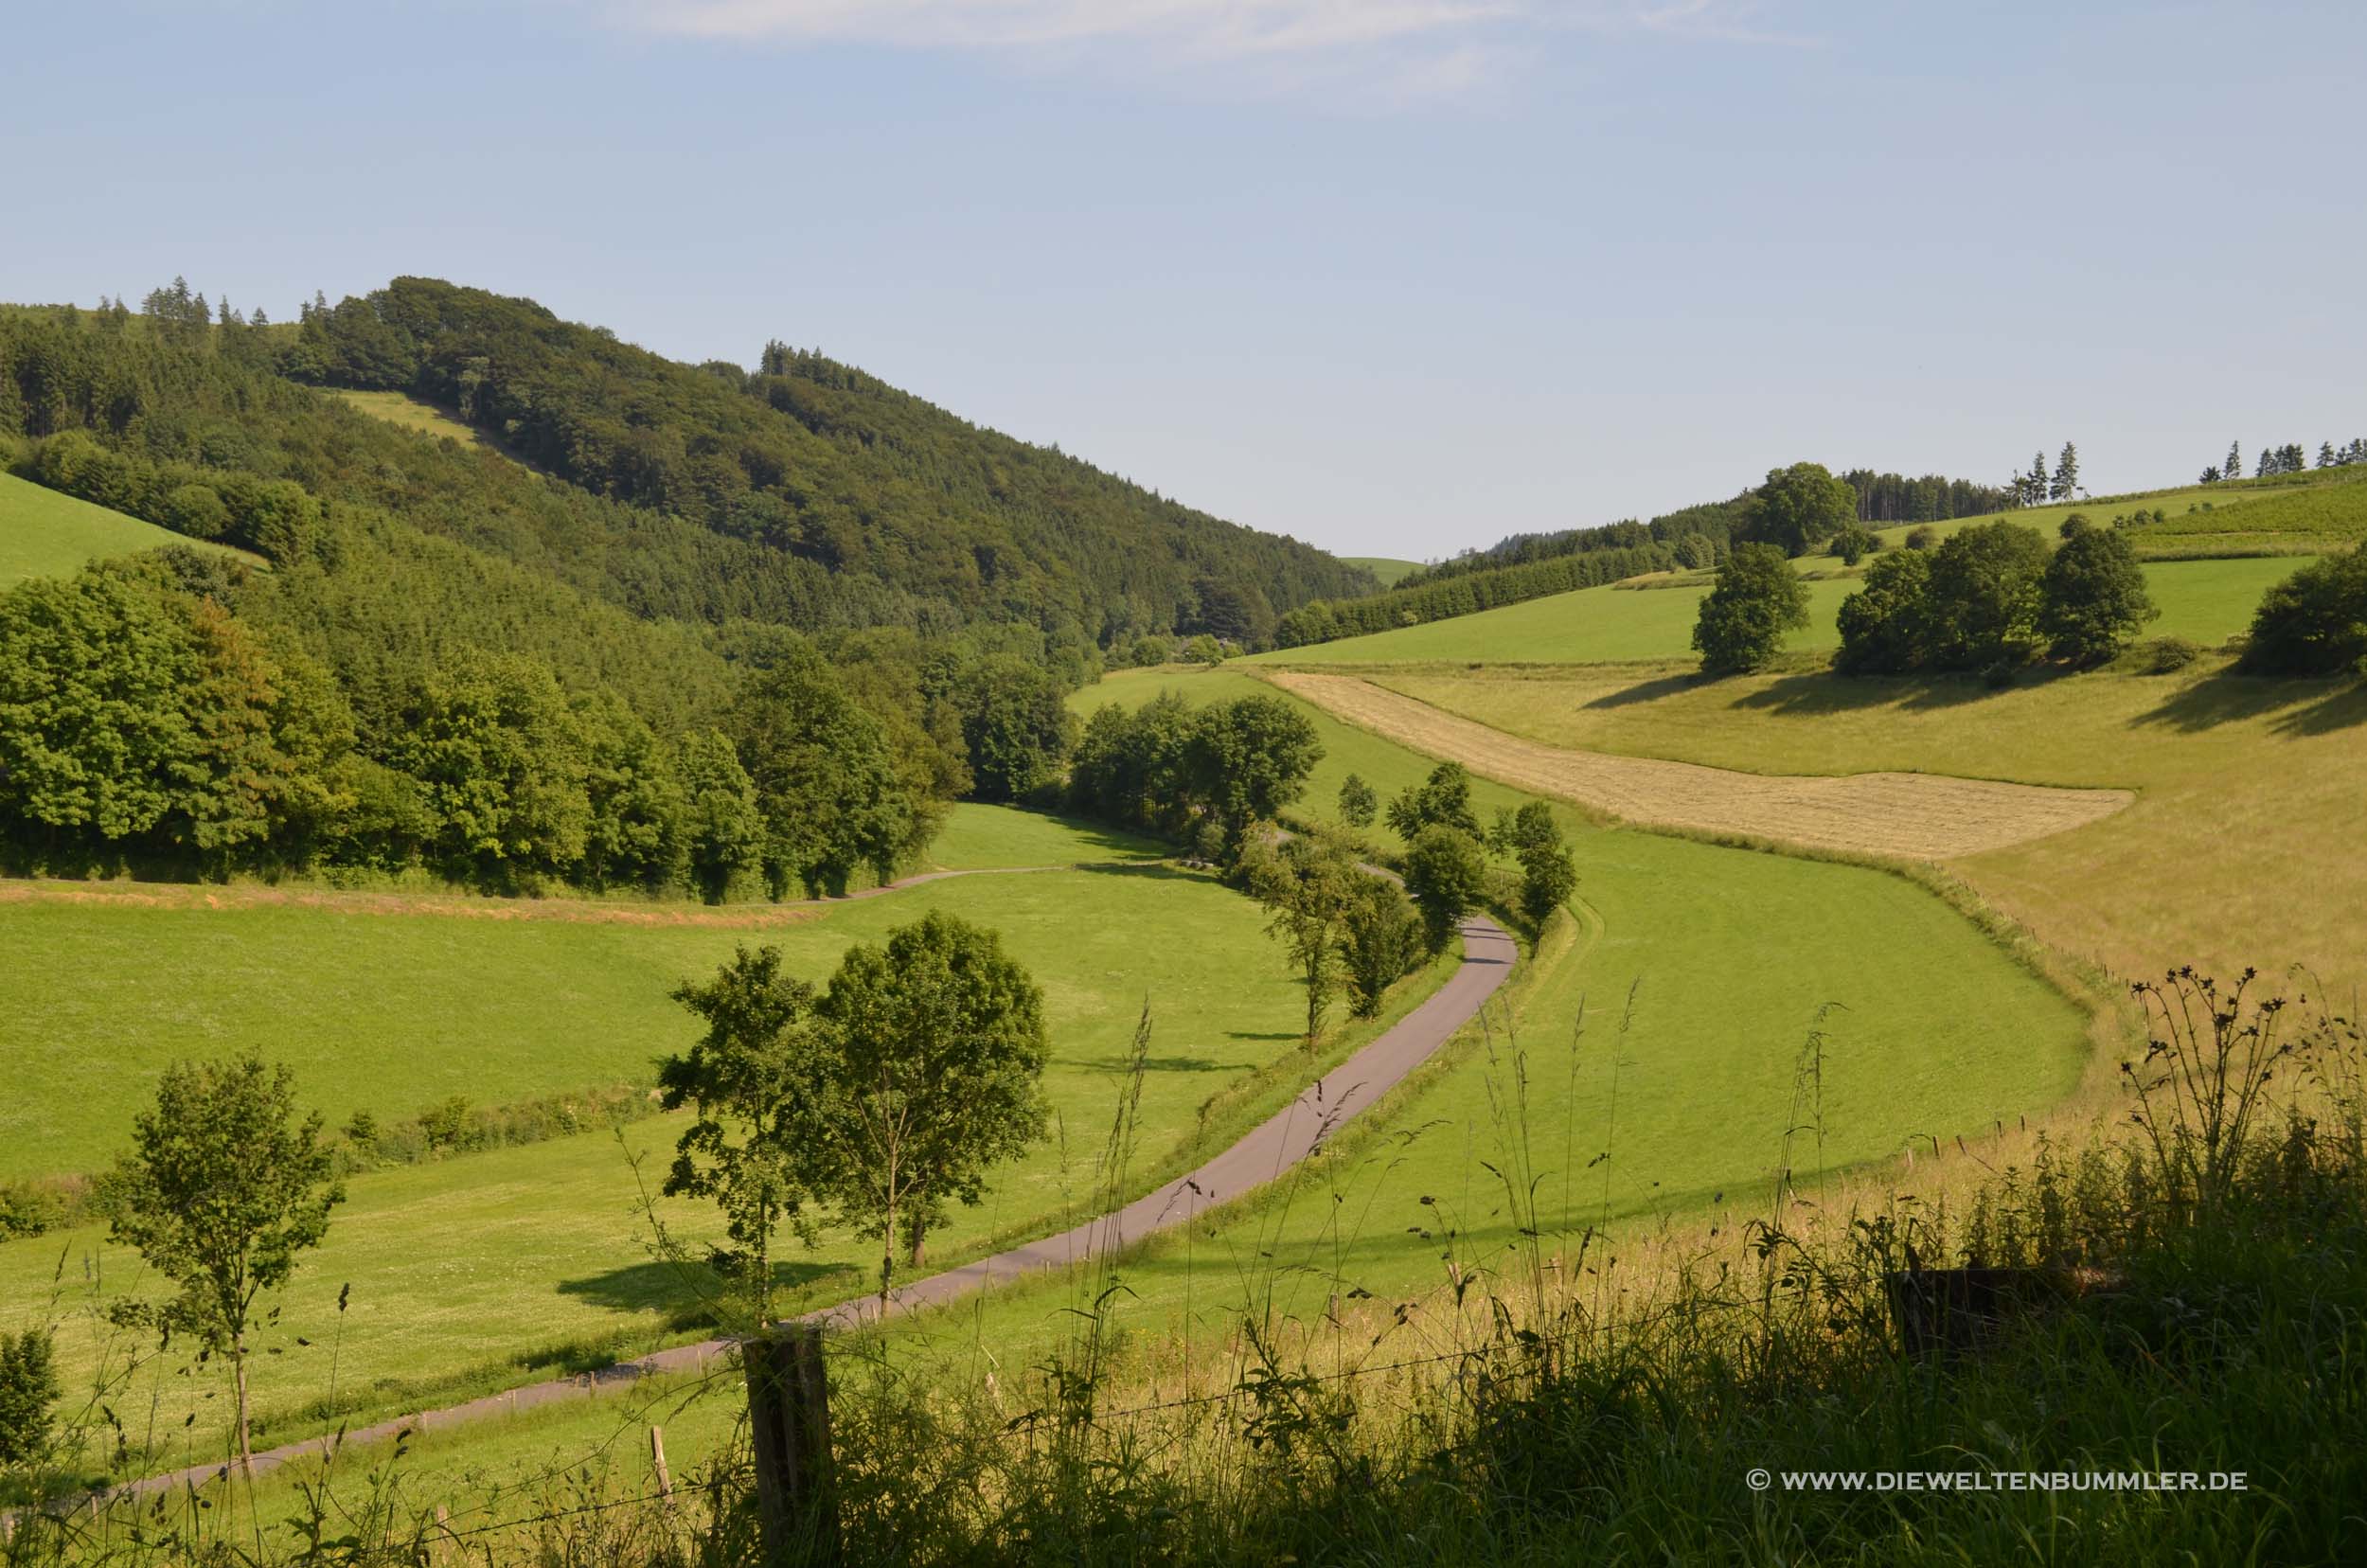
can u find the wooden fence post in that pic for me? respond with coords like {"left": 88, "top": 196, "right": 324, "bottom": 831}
{"left": 745, "top": 1326, "right": 838, "bottom": 1564}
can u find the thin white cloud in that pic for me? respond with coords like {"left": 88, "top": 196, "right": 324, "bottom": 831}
{"left": 609, "top": 1, "right": 1800, "bottom": 90}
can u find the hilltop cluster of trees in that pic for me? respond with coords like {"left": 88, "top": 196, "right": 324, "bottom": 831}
{"left": 2007, "top": 443, "right": 2081, "bottom": 508}
{"left": 2201, "top": 438, "right": 2367, "bottom": 483}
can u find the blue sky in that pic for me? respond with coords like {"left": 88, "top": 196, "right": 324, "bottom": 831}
{"left": 4, "top": 2, "right": 2360, "bottom": 560}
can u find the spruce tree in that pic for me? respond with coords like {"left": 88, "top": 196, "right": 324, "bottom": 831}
{"left": 2051, "top": 442, "right": 2079, "bottom": 501}
{"left": 2227, "top": 440, "right": 2242, "bottom": 480}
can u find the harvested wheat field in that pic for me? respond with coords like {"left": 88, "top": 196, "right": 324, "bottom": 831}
{"left": 1266, "top": 671, "right": 2133, "bottom": 860}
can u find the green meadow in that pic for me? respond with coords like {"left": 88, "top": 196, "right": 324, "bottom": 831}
{"left": 0, "top": 471, "right": 258, "bottom": 587}
{"left": 0, "top": 806, "right": 1474, "bottom": 1469}
{"left": 1249, "top": 555, "right": 2309, "bottom": 668}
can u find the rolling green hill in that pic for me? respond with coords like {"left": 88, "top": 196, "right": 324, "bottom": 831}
{"left": 0, "top": 470, "right": 258, "bottom": 587}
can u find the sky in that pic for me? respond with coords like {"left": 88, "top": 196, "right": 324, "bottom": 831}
{"left": 3, "top": 1, "right": 2362, "bottom": 561}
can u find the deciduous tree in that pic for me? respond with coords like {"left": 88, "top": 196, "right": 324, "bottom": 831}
{"left": 1691, "top": 543, "right": 1809, "bottom": 675}
{"left": 814, "top": 913, "right": 1050, "bottom": 1305}
{"left": 94, "top": 1057, "right": 343, "bottom": 1472}
{"left": 660, "top": 947, "right": 826, "bottom": 1324}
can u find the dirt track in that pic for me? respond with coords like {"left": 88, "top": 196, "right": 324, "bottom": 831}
{"left": 1269, "top": 671, "right": 2133, "bottom": 860}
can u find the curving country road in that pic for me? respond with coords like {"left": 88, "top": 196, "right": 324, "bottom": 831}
{"left": 97, "top": 907, "right": 1515, "bottom": 1500}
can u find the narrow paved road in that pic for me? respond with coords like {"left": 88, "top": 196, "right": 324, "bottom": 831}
{"left": 98, "top": 911, "right": 1515, "bottom": 1500}
{"left": 812, "top": 909, "right": 1515, "bottom": 1325}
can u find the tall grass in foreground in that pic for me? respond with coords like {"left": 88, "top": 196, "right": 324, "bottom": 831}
{"left": 9, "top": 969, "right": 2363, "bottom": 1566}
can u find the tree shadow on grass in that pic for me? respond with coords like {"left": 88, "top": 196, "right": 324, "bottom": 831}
{"left": 1077, "top": 1054, "right": 1231, "bottom": 1073}
{"left": 558, "top": 1259, "right": 856, "bottom": 1330}
{"left": 1582, "top": 672, "right": 1706, "bottom": 709}
{"left": 1724, "top": 667, "right": 2059, "bottom": 719}
{"left": 1072, "top": 862, "right": 1206, "bottom": 883}
{"left": 2130, "top": 671, "right": 2367, "bottom": 737}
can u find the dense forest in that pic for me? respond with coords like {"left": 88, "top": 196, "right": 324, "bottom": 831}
{"left": 0, "top": 278, "right": 1350, "bottom": 893}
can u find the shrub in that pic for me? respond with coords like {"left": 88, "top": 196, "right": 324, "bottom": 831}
{"left": 2130, "top": 636, "right": 2203, "bottom": 674}
{"left": 2239, "top": 545, "right": 2367, "bottom": 675}
{"left": 0, "top": 1177, "right": 90, "bottom": 1240}
{"left": 1336, "top": 774, "right": 1377, "bottom": 829}
{"left": 1128, "top": 633, "right": 1172, "bottom": 668}
{"left": 1182, "top": 634, "right": 1225, "bottom": 667}
{"left": 1691, "top": 543, "right": 1809, "bottom": 675}
{"left": 1827, "top": 525, "right": 1880, "bottom": 565}
{"left": 1902, "top": 524, "right": 1938, "bottom": 550}
{"left": 2058, "top": 512, "right": 2093, "bottom": 539}
{"left": 0, "top": 1327, "right": 59, "bottom": 1468}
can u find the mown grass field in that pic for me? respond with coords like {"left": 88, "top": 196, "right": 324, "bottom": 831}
{"left": 1, "top": 806, "right": 1475, "bottom": 1471}
{"left": 1368, "top": 658, "right": 2367, "bottom": 994}
{"left": 1249, "top": 556, "right": 2303, "bottom": 668}
{"left": 0, "top": 471, "right": 259, "bottom": 586}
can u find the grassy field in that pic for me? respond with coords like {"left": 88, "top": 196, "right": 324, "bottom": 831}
{"left": 0, "top": 471, "right": 258, "bottom": 587}
{"left": 1344, "top": 555, "right": 1424, "bottom": 586}
{"left": 1250, "top": 556, "right": 2303, "bottom": 668}
{"left": 6, "top": 807, "right": 1482, "bottom": 1469}
{"left": 1368, "top": 658, "right": 2367, "bottom": 993}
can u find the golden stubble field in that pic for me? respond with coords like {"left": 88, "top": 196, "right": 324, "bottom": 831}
{"left": 1268, "top": 659, "right": 2367, "bottom": 996}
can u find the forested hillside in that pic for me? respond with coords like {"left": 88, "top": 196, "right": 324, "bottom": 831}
{"left": 0, "top": 280, "right": 1365, "bottom": 895}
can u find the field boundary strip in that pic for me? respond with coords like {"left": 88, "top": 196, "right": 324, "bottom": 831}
{"left": 0, "top": 863, "right": 1139, "bottom": 930}
{"left": 1263, "top": 671, "right": 2133, "bottom": 861}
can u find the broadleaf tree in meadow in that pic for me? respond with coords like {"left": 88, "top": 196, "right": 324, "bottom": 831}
{"left": 2038, "top": 526, "right": 2158, "bottom": 663}
{"left": 1338, "top": 874, "right": 1427, "bottom": 1018}
{"left": 93, "top": 1057, "right": 344, "bottom": 1473}
{"left": 659, "top": 946, "right": 827, "bottom": 1325}
{"left": 814, "top": 912, "right": 1051, "bottom": 1308}
{"left": 1691, "top": 543, "right": 1809, "bottom": 675}
{"left": 1181, "top": 694, "right": 1321, "bottom": 859}
{"left": 1385, "top": 761, "right": 1482, "bottom": 842}
{"left": 1242, "top": 829, "right": 1356, "bottom": 1045}
{"left": 1401, "top": 825, "right": 1488, "bottom": 955}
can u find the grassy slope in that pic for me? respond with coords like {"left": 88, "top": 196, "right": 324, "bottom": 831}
{"left": 1343, "top": 555, "right": 1423, "bottom": 586}
{"left": 329, "top": 389, "right": 498, "bottom": 447}
{"left": 0, "top": 471, "right": 258, "bottom": 586}
{"left": 1252, "top": 556, "right": 2300, "bottom": 668}
{"left": 1371, "top": 660, "right": 2367, "bottom": 993}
